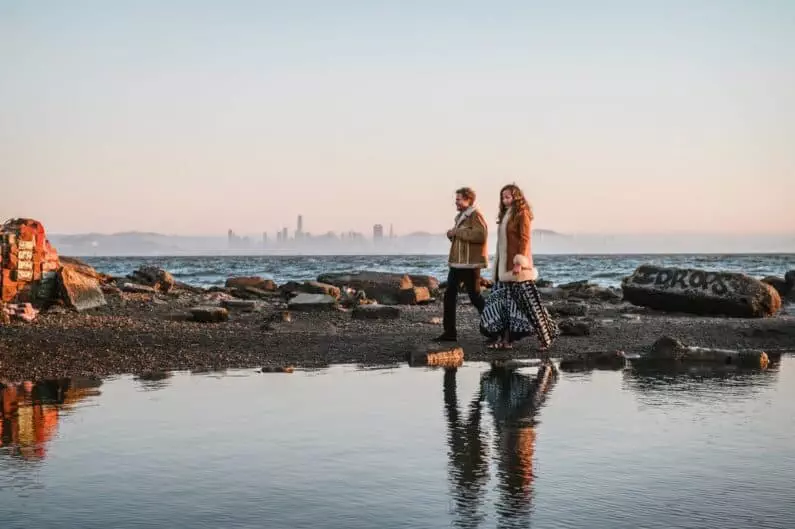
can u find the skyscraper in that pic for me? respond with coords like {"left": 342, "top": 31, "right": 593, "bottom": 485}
{"left": 373, "top": 224, "right": 384, "bottom": 240}
{"left": 296, "top": 215, "right": 303, "bottom": 239}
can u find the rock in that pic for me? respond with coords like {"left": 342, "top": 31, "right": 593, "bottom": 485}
{"left": 650, "top": 335, "right": 687, "bottom": 359}
{"left": 426, "top": 316, "right": 443, "bottom": 325}
{"left": 279, "top": 280, "right": 341, "bottom": 299}
{"left": 316, "top": 271, "right": 413, "bottom": 305}
{"left": 189, "top": 306, "right": 229, "bottom": 323}
{"left": 408, "top": 274, "right": 441, "bottom": 295}
{"left": 764, "top": 273, "right": 795, "bottom": 301}
{"left": 407, "top": 346, "right": 464, "bottom": 367}
{"left": 622, "top": 265, "right": 782, "bottom": 318}
{"left": 620, "top": 314, "right": 641, "bottom": 321}
{"left": 644, "top": 336, "right": 768, "bottom": 367}
{"left": 351, "top": 304, "right": 401, "bottom": 320}
{"left": 58, "top": 264, "right": 107, "bottom": 312}
{"left": 221, "top": 299, "right": 258, "bottom": 311}
{"left": 165, "top": 311, "right": 193, "bottom": 322}
{"left": 128, "top": 266, "right": 175, "bottom": 293}
{"left": 2, "top": 302, "right": 39, "bottom": 323}
{"left": 559, "top": 280, "right": 589, "bottom": 290}
{"left": 225, "top": 276, "right": 277, "bottom": 292}
{"left": 173, "top": 281, "right": 205, "bottom": 294}
{"left": 398, "top": 286, "right": 431, "bottom": 305}
{"left": 232, "top": 286, "right": 280, "bottom": 300}
{"left": 548, "top": 302, "right": 588, "bottom": 317}
{"left": 558, "top": 319, "right": 591, "bottom": 337}
{"left": 537, "top": 287, "right": 567, "bottom": 300}
{"left": 261, "top": 366, "right": 295, "bottom": 373}
{"left": 287, "top": 293, "right": 337, "bottom": 311}
{"left": 122, "top": 283, "right": 157, "bottom": 294}
{"left": 536, "top": 279, "right": 554, "bottom": 288}
{"left": 561, "top": 281, "right": 622, "bottom": 302}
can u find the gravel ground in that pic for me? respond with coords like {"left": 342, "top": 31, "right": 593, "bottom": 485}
{"left": 1, "top": 289, "right": 793, "bottom": 381}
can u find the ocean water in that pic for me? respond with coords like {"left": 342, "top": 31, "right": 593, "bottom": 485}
{"left": 81, "top": 253, "right": 795, "bottom": 288}
{"left": 2, "top": 359, "right": 794, "bottom": 528}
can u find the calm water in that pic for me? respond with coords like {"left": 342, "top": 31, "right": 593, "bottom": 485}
{"left": 81, "top": 253, "right": 795, "bottom": 288}
{"left": 2, "top": 358, "right": 794, "bottom": 528}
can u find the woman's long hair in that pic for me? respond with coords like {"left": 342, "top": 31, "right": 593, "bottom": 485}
{"left": 497, "top": 184, "right": 533, "bottom": 223}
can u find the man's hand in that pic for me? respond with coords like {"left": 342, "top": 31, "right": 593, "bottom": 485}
{"left": 512, "top": 263, "right": 522, "bottom": 275}
{"left": 447, "top": 229, "right": 455, "bottom": 239}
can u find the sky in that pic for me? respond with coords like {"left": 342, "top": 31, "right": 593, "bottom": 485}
{"left": 1, "top": 0, "right": 794, "bottom": 237}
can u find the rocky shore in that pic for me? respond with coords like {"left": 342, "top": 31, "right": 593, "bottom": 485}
{"left": 1, "top": 263, "right": 793, "bottom": 381}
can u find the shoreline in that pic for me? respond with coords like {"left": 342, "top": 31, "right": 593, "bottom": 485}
{"left": 1, "top": 283, "right": 793, "bottom": 381}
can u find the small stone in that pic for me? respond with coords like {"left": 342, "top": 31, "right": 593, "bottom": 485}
{"left": 548, "top": 302, "right": 588, "bottom": 317}
{"left": 352, "top": 305, "right": 401, "bottom": 320}
{"left": 620, "top": 314, "right": 641, "bottom": 321}
{"left": 650, "top": 335, "right": 686, "bottom": 359}
{"left": 287, "top": 293, "right": 337, "bottom": 311}
{"left": 122, "top": 283, "right": 157, "bottom": 294}
{"left": 559, "top": 319, "right": 592, "bottom": 337}
{"left": 189, "top": 306, "right": 229, "bottom": 323}
{"left": 426, "top": 316, "right": 443, "bottom": 325}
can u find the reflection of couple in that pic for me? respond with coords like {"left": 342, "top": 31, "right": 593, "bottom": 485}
{"left": 444, "top": 364, "right": 556, "bottom": 528}
{"left": 437, "top": 185, "right": 559, "bottom": 351}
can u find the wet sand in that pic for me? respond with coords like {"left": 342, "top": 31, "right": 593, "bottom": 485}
{"left": 1, "top": 288, "right": 793, "bottom": 381}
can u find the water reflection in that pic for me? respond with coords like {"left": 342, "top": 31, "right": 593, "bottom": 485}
{"left": 623, "top": 362, "right": 779, "bottom": 406}
{"left": 0, "top": 378, "right": 101, "bottom": 461}
{"left": 444, "top": 363, "right": 556, "bottom": 528}
{"left": 133, "top": 371, "right": 173, "bottom": 392}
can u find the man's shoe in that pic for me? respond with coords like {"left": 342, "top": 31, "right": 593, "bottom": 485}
{"left": 434, "top": 333, "right": 458, "bottom": 342}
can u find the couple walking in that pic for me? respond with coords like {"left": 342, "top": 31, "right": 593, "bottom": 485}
{"left": 437, "top": 185, "right": 559, "bottom": 351}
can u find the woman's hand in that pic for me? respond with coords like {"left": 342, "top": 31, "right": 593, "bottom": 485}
{"left": 512, "top": 263, "right": 522, "bottom": 275}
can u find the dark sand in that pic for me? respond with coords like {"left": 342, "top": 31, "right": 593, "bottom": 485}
{"left": 1, "top": 288, "right": 793, "bottom": 381}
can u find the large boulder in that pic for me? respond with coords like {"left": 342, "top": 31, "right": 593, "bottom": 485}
{"left": 398, "top": 286, "right": 431, "bottom": 305}
{"left": 278, "top": 280, "right": 341, "bottom": 299}
{"left": 622, "top": 265, "right": 781, "bottom": 318}
{"left": 225, "top": 276, "right": 277, "bottom": 292}
{"left": 128, "top": 266, "right": 175, "bottom": 293}
{"left": 316, "top": 271, "right": 413, "bottom": 305}
{"left": 58, "top": 263, "right": 107, "bottom": 312}
{"left": 407, "top": 274, "right": 441, "bottom": 295}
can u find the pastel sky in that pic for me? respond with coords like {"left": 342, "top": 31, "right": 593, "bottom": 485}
{"left": 1, "top": 0, "right": 793, "bottom": 236}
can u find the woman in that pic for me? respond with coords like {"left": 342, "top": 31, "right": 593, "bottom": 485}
{"left": 480, "top": 184, "right": 559, "bottom": 351}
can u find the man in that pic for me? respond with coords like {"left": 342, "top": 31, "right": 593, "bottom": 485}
{"left": 436, "top": 187, "right": 488, "bottom": 342}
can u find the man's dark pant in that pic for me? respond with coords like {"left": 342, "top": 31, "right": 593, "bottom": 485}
{"left": 443, "top": 267, "right": 486, "bottom": 337}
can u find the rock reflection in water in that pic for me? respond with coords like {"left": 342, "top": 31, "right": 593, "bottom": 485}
{"left": 444, "top": 363, "right": 556, "bottom": 528}
{"left": 623, "top": 361, "right": 779, "bottom": 406}
{"left": 133, "top": 371, "right": 173, "bottom": 392}
{"left": 0, "top": 378, "right": 101, "bottom": 461}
